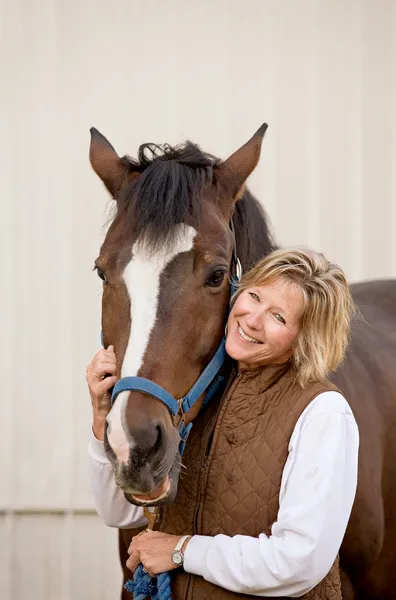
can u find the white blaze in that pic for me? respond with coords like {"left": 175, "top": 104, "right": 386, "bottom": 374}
{"left": 106, "top": 224, "right": 196, "bottom": 464}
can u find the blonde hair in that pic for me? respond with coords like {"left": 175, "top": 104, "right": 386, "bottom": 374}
{"left": 234, "top": 247, "right": 355, "bottom": 387}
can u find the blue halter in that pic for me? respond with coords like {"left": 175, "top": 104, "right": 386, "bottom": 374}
{"left": 111, "top": 337, "right": 228, "bottom": 454}
{"left": 109, "top": 270, "right": 240, "bottom": 455}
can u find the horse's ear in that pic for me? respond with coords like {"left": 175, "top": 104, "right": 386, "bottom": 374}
{"left": 89, "top": 128, "right": 138, "bottom": 198}
{"left": 217, "top": 123, "right": 268, "bottom": 216}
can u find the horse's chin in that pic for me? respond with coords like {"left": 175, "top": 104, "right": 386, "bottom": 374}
{"left": 128, "top": 476, "right": 171, "bottom": 504}
{"left": 123, "top": 460, "right": 180, "bottom": 507}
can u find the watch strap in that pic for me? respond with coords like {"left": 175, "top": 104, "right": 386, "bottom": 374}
{"left": 174, "top": 534, "right": 191, "bottom": 554}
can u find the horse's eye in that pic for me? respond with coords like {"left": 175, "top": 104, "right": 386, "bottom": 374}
{"left": 96, "top": 267, "right": 108, "bottom": 284}
{"left": 206, "top": 270, "right": 226, "bottom": 287}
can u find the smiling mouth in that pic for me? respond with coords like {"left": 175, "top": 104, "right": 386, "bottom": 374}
{"left": 128, "top": 476, "right": 171, "bottom": 504}
{"left": 238, "top": 323, "right": 263, "bottom": 344}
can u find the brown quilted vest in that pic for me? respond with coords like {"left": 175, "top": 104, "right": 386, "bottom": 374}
{"left": 158, "top": 362, "right": 343, "bottom": 600}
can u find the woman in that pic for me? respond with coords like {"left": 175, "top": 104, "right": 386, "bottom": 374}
{"left": 87, "top": 247, "right": 359, "bottom": 599}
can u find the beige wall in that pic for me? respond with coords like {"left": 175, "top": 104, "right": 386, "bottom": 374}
{"left": 1, "top": 0, "right": 396, "bottom": 598}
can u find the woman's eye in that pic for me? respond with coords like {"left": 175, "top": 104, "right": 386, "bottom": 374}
{"left": 96, "top": 267, "right": 108, "bottom": 284}
{"left": 206, "top": 270, "right": 226, "bottom": 287}
{"left": 249, "top": 292, "right": 260, "bottom": 301}
{"left": 275, "top": 313, "right": 286, "bottom": 324}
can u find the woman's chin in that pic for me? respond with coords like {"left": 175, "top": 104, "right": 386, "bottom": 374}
{"left": 225, "top": 336, "right": 242, "bottom": 361}
{"left": 226, "top": 337, "right": 250, "bottom": 363}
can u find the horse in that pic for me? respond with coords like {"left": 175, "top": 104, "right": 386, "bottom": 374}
{"left": 89, "top": 125, "right": 396, "bottom": 600}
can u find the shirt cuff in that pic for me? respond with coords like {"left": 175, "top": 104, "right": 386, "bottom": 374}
{"left": 88, "top": 426, "right": 111, "bottom": 464}
{"left": 183, "top": 535, "right": 213, "bottom": 577}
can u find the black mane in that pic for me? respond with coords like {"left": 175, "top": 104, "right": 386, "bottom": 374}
{"left": 233, "top": 189, "right": 277, "bottom": 271}
{"left": 117, "top": 141, "right": 276, "bottom": 267}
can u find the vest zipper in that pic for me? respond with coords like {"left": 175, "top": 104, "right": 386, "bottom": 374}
{"left": 184, "top": 372, "right": 242, "bottom": 600}
{"left": 195, "top": 372, "right": 241, "bottom": 531}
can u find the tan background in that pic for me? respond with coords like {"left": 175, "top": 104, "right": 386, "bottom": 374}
{"left": 1, "top": 1, "right": 396, "bottom": 598}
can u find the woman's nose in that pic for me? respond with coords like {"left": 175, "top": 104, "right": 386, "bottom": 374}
{"left": 245, "top": 309, "right": 263, "bottom": 330}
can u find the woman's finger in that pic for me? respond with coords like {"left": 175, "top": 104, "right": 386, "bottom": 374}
{"left": 102, "top": 345, "right": 116, "bottom": 359}
{"left": 93, "top": 352, "right": 116, "bottom": 368}
{"left": 93, "top": 348, "right": 112, "bottom": 363}
{"left": 100, "top": 350, "right": 116, "bottom": 363}
{"left": 126, "top": 551, "right": 141, "bottom": 574}
{"left": 92, "top": 361, "right": 117, "bottom": 378}
{"left": 93, "top": 376, "right": 117, "bottom": 396}
{"left": 86, "top": 363, "right": 116, "bottom": 387}
{"left": 88, "top": 347, "right": 116, "bottom": 370}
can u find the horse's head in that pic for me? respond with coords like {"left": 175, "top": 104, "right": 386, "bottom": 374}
{"left": 89, "top": 125, "right": 268, "bottom": 506}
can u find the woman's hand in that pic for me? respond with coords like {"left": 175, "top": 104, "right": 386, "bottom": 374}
{"left": 86, "top": 346, "right": 117, "bottom": 440}
{"left": 126, "top": 531, "right": 191, "bottom": 576}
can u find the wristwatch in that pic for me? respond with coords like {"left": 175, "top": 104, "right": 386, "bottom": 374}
{"left": 172, "top": 535, "right": 191, "bottom": 566}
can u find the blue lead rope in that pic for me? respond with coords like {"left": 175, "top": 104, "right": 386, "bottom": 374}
{"left": 125, "top": 566, "right": 171, "bottom": 600}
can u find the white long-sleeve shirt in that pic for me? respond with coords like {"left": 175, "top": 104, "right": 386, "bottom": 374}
{"left": 88, "top": 391, "right": 359, "bottom": 597}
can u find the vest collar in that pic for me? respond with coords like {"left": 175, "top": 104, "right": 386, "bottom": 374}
{"left": 238, "top": 360, "right": 293, "bottom": 393}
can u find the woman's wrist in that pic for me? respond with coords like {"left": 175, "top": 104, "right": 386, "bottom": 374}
{"left": 92, "top": 416, "right": 107, "bottom": 441}
{"left": 182, "top": 536, "right": 192, "bottom": 555}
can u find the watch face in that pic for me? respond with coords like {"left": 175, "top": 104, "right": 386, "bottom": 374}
{"left": 172, "top": 550, "right": 183, "bottom": 565}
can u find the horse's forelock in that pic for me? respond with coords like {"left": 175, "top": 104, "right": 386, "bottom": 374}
{"left": 115, "top": 142, "right": 219, "bottom": 253}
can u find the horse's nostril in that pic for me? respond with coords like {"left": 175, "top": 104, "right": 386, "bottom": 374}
{"left": 134, "top": 424, "right": 164, "bottom": 464}
{"left": 153, "top": 425, "right": 162, "bottom": 454}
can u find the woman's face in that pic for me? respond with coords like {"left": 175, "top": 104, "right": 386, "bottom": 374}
{"left": 226, "top": 278, "right": 304, "bottom": 369}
